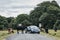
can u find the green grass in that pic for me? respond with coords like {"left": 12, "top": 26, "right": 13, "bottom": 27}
{"left": 48, "top": 30, "right": 60, "bottom": 40}
{"left": 41, "top": 30, "right": 60, "bottom": 40}
{"left": 0, "top": 30, "right": 8, "bottom": 40}
{"left": 0, "top": 30, "right": 16, "bottom": 40}
{"left": 49, "top": 30, "right": 60, "bottom": 37}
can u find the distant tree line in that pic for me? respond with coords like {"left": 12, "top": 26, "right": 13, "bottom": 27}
{"left": 0, "top": 0, "right": 60, "bottom": 30}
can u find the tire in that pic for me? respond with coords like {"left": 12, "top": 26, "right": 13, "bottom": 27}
{"left": 38, "top": 32, "right": 40, "bottom": 34}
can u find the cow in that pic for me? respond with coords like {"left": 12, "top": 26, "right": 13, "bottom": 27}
{"left": 16, "top": 24, "right": 27, "bottom": 34}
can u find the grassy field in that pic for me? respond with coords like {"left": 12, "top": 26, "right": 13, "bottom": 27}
{"left": 41, "top": 30, "right": 60, "bottom": 40}
{"left": 0, "top": 30, "right": 9, "bottom": 40}
{"left": 48, "top": 30, "right": 60, "bottom": 40}
{"left": 0, "top": 30, "right": 16, "bottom": 40}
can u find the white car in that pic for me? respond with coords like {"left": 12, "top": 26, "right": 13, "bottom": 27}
{"left": 26, "top": 25, "right": 40, "bottom": 34}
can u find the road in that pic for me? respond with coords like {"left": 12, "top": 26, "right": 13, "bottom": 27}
{"left": 6, "top": 33, "right": 55, "bottom": 40}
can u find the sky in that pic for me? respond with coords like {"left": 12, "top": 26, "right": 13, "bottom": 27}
{"left": 0, "top": 0, "right": 60, "bottom": 17}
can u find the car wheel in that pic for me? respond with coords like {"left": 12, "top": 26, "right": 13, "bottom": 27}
{"left": 38, "top": 32, "right": 40, "bottom": 34}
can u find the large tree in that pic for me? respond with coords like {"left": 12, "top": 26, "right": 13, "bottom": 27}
{"left": 16, "top": 14, "right": 29, "bottom": 24}
{"left": 0, "top": 16, "right": 8, "bottom": 30}
{"left": 30, "top": 0, "right": 60, "bottom": 29}
{"left": 6, "top": 17, "right": 15, "bottom": 28}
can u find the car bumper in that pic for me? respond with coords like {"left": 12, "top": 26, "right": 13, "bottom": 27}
{"left": 30, "top": 31, "right": 40, "bottom": 34}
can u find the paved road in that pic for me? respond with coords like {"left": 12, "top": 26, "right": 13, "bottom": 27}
{"left": 6, "top": 34, "right": 55, "bottom": 40}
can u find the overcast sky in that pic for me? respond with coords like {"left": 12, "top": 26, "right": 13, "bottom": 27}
{"left": 0, "top": 0, "right": 60, "bottom": 17}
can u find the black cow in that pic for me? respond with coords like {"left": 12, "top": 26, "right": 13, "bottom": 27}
{"left": 16, "top": 25, "right": 26, "bottom": 34}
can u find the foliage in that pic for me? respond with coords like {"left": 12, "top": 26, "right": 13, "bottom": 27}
{"left": 21, "top": 20, "right": 31, "bottom": 26}
{"left": 16, "top": 14, "right": 29, "bottom": 24}
{"left": 0, "top": 0, "right": 60, "bottom": 30}
{"left": 0, "top": 16, "right": 8, "bottom": 30}
{"left": 30, "top": 0, "right": 60, "bottom": 29}
{"left": 54, "top": 20, "right": 60, "bottom": 29}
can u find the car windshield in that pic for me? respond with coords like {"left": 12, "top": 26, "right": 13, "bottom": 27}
{"left": 28, "top": 25, "right": 38, "bottom": 29}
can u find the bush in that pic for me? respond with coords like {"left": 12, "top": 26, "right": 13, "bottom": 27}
{"left": 0, "top": 25, "right": 4, "bottom": 30}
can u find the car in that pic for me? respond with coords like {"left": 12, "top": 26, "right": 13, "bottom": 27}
{"left": 26, "top": 25, "right": 40, "bottom": 34}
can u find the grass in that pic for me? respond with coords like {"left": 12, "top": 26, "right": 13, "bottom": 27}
{"left": 41, "top": 30, "right": 60, "bottom": 40}
{"left": 0, "top": 30, "right": 16, "bottom": 40}
{"left": 0, "top": 30, "right": 60, "bottom": 40}
{"left": 0, "top": 30, "right": 8, "bottom": 40}
{"left": 48, "top": 30, "right": 60, "bottom": 40}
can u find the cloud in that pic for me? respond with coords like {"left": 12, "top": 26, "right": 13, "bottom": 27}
{"left": 0, "top": 0, "right": 60, "bottom": 17}
{"left": 0, "top": 8, "right": 34, "bottom": 17}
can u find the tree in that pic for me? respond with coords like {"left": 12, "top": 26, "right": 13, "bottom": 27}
{"left": 16, "top": 14, "right": 29, "bottom": 24}
{"left": 51, "top": 0, "right": 59, "bottom": 7}
{"left": 54, "top": 20, "right": 60, "bottom": 29}
{"left": 30, "top": 0, "right": 60, "bottom": 29}
{"left": 30, "top": 8, "right": 42, "bottom": 26}
{"left": 6, "top": 17, "right": 15, "bottom": 28}
{"left": 21, "top": 20, "right": 31, "bottom": 26}
{"left": 0, "top": 16, "right": 8, "bottom": 30}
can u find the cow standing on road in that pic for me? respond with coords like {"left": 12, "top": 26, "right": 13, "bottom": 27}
{"left": 16, "top": 24, "right": 26, "bottom": 34}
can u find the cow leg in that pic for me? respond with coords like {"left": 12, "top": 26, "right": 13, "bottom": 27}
{"left": 17, "top": 30, "right": 19, "bottom": 34}
{"left": 21, "top": 30, "right": 24, "bottom": 34}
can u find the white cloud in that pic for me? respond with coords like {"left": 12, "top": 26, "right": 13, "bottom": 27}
{"left": 0, "top": 0, "right": 60, "bottom": 17}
